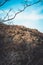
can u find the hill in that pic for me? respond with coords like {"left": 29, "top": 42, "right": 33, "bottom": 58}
{"left": 0, "top": 23, "right": 43, "bottom": 65}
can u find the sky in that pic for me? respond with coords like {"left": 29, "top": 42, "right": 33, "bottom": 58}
{"left": 0, "top": 0, "right": 43, "bottom": 32}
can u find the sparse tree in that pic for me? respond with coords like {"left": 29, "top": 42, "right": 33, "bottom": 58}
{"left": 0, "top": 0, "right": 42, "bottom": 23}
{"left": 0, "top": 0, "right": 9, "bottom": 7}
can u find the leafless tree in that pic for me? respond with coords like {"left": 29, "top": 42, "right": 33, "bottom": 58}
{"left": 0, "top": 0, "right": 9, "bottom": 7}
{"left": 0, "top": 0, "right": 42, "bottom": 23}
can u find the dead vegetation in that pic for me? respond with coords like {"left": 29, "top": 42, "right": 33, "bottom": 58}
{"left": 0, "top": 23, "right": 43, "bottom": 65}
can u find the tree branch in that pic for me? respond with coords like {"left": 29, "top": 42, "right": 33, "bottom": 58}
{"left": 0, "top": 0, "right": 42, "bottom": 22}
{"left": 0, "top": 0, "right": 9, "bottom": 7}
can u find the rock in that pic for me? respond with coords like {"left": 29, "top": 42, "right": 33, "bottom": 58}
{"left": 0, "top": 23, "right": 43, "bottom": 65}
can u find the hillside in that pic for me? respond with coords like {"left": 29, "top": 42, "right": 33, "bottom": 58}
{"left": 0, "top": 23, "right": 43, "bottom": 65}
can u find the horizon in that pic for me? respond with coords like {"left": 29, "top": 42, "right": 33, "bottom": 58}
{"left": 0, "top": 0, "right": 43, "bottom": 32}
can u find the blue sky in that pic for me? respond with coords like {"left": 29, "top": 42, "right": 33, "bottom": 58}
{"left": 0, "top": 0, "right": 43, "bottom": 32}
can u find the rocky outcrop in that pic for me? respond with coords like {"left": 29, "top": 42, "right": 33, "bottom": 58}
{"left": 0, "top": 23, "right": 43, "bottom": 65}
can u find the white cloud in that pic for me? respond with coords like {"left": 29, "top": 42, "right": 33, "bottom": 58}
{"left": 15, "top": 11, "right": 43, "bottom": 21}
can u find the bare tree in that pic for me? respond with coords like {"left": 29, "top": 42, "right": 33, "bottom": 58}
{"left": 0, "top": 0, "right": 42, "bottom": 23}
{"left": 0, "top": 0, "right": 9, "bottom": 7}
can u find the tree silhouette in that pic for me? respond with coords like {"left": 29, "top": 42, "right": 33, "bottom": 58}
{"left": 0, "top": 0, "right": 42, "bottom": 23}
{"left": 0, "top": 0, "right": 9, "bottom": 7}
